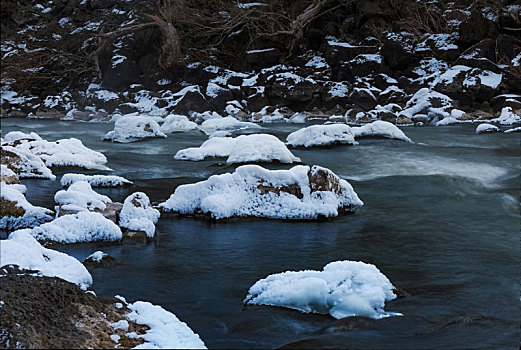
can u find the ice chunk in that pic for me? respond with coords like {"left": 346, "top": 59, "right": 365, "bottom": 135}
{"left": 245, "top": 260, "right": 401, "bottom": 320}
{"left": 286, "top": 124, "right": 356, "bottom": 147}
{"left": 159, "top": 164, "right": 363, "bottom": 219}
{"left": 0, "top": 230, "right": 93, "bottom": 289}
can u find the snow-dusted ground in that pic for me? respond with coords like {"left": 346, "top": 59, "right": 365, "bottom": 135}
{"left": 119, "top": 192, "right": 160, "bottom": 238}
{"left": 111, "top": 296, "right": 207, "bottom": 349}
{"left": 104, "top": 115, "right": 167, "bottom": 143}
{"left": 159, "top": 165, "right": 363, "bottom": 219}
{"left": 245, "top": 260, "right": 401, "bottom": 320}
{"left": 0, "top": 229, "right": 93, "bottom": 290}
{"left": 175, "top": 134, "right": 301, "bottom": 164}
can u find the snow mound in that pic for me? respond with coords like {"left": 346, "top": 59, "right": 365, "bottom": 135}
{"left": 160, "top": 114, "right": 199, "bottom": 133}
{"left": 400, "top": 88, "right": 453, "bottom": 123}
{"left": 476, "top": 123, "right": 500, "bottom": 134}
{"left": 286, "top": 124, "right": 357, "bottom": 147}
{"left": 119, "top": 192, "right": 160, "bottom": 238}
{"left": 61, "top": 173, "right": 132, "bottom": 187}
{"left": 0, "top": 229, "right": 93, "bottom": 290}
{"left": 352, "top": 121, "right": 412, "bottom": 142}
{"left": 1, "top": 145, "right": 55, "bottom": 179}
{"left": 198, "top": 116, "right": 261, "bottom": 136}
{"left": 175, "top": 134, "right": 300, "bottom": 164}
{"left": 0, "top": 182, "right": 53, "bottom": 230}
{"left": 244, "top": 260, "right": 401, "bottom": 320}
{"left": 27, "top": 211, "right": 122, "bottom": 243}
{"left": 123, "top": 300, "right": 207, "bottom": 349}
{"left": 3, "top": 131, "right": 109, "bottom": 170}
{"left": 54, "top": 181, "right": 112, "bottom": 213}
{"left": 159, "top": 164, "right": 363, "bottom": 219}
{"left": 504, "top": 126, "right": 521, "bottom": 133}
{"left": 103, "top": 115, "right": 167, "bottom": 143}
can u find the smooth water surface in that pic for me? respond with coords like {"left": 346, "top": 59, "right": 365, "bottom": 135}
{"left": 2, "top": 118, "right": 520, "bottom": 348}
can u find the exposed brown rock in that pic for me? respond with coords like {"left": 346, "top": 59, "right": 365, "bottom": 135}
{"left": 308, "top": 167, "right": 341, "bottom": 194}
{"left": 0, "top": 197, "right": 26, "bottom": 218}
{"left": 257, "top": 181, "right": 303, "bottom": 199}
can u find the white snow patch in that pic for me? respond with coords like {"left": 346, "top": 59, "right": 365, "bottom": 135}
{"left": 490, "top": 107, "right": 521, "bottom": 125}
{"left": 55, "top": 181, "right": 112, "bottom": 213}
{"left": 0, "top": 230, "right": 93, "bottom": 289}
{"left": 61, "top": 173, "right": 132, "bottom": 188}
{"left": 245, "top": 260, "right": 401, "bottom": 320}
{"left": 476, "top": 123, "right": 500, "bottom": 134}
{"left": 86, "top": 251, "right": 108, "bottom": 263}
{"left": 198, "top": 116, "right": 261, "bottom": 135}
{"left": 351, "top": 121, "right": 412, "bottom": 142}
{"left": 160, "top": 115, "right": 199, "bottom": 133}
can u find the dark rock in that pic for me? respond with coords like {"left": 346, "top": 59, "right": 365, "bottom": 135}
{"left": 337, "top": 54, "right": 386, "bottom": 80}
{"left": 102, "top": 58, "right": 141, "bottom": 90}
{"left": 246, "top": 88, "right": 269, "bottom": 112}
{"left": 348, "top": 88, "right": 377, "bottom": 111}
{"left": 458, "top": 10, "right": 499, "bottom": 48}
{"left": 496, "top": 34, "right": 519, "bottom": 62}
{"left": 83, "top": 252, "right": 116, "bottom": 267}
{"left": 490, "top": 94, "right": 521, "bottom": 112}
{"left": 455, "top": 39, "right": 501, "bottom": 73}
{"left": 324, "top": 40, "right": 379, "bottom": 67}
{"left": 374, "top": 74, "right": 398, "bottom": 90}
{"left": 206, "top": 83, "right": 234, "bottom": 112}
{"left": 381, "top": 33, "right": 419, "bottom": 71}
{"left": 122, "top": 229, "right": 148, "bottom": 244}
{"left": 265, "top": 74, "right": 323, "bottom": 111}
{"left": 171, "top": 89, "right": 213, "bottom": 115}
{"left": 244, "top": 48, "right": 281, "bottom": 70}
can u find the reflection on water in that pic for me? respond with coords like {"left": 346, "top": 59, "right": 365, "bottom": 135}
{"left": 2, "top": 119, "right": 520, "bottom": 349}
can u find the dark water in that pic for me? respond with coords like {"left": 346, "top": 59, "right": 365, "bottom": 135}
{"left": 2, "top": 118, "right": 520, "bottom": 348}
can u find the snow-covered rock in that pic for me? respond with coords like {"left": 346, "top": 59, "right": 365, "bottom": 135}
{"left": 244, "top": 260, "right": 401, "bottom": 320}
{"left": 504, "top": 126, "right": 521, "bottom": 133}
{"left": 3, "top": 131, "right": 109, "bottom": 170}
{"left": 26, "top": 211, "right": 122, "bottom": 243}
{"left": 351, "top": 121, "right": 412, "bottom": 142}
{"left": 198, "top": 116, "right": 261, "bottom": 136}
{"left": 400, "top": 88, "right": 453, "bottom": 123}
{"left": 286, "top": 124, "right": 357, "bottom": 147}
{"left": 103, "top": 115, "right": 167, "bottom": 143}
{"left": 159, "top": 165, "right": 363, "bottom": 219}
{"left": 489, "top": 107, "right": 521, "bottom": 125}
{"left": 0, "top": 229, "right": 93, "bottom": 289}
{"left": 119, "top": 192, "right": 160, "bottom": 238}
{"left": 54, "top": 181, "right": 112, "bottom": 213}
{"left": 476, "top": 123, "right": 500, "bottom": 134}
{"left": 0, "top": 182, "right": 53, "bottom": 230}
{"left": 115, "top": 297, "right": 207, "bottom": 349}
{"left": 61, "top": 173, "right": 132, "bottom": 187}
{"left": 175, "top": 134, "right": 301, "bottom": 164}
{"left": 160, "top": 114, "right": 199, "bottom": 133}
{"left": 1, "top": 145, "right": 55, "bottom": 179}
{"left": 83, "top": 251, "right": 115, "bottom": 267}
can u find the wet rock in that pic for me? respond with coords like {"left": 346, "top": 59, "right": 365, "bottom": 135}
{"left": 58, "top": 202, "right": 123, "bottom": 224}
{"left": 171, "top": 89, "right": 213, "bottom": 115}
{"left": 122, "top": 229, "right": 149, "bottom": 244}
{"left": 83, "top": 251, "right": 116, "bottom": 267}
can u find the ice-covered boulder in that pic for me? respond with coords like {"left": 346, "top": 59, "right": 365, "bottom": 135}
{"left": 0, "top": 229, "right": 93, "bottom": 289}
{"left": 476, "top": 123, "right": 500, "bottom": 134}
{"left": 61, "top": 173, "right": 132, "bottom": 188}
{"left": 286, "top": 124, "right": 357, "bottom": 147}
{"left": 489, "top": 107, "right": 521, "bottom": 125}
{"left": 54, "top": 181, "right": 112, "bottom": 214}
{"left": 351, "top": 121, "right": 412, "bottom": 142}
{"left": 103, "top": 115, "right": 167, "bottom": 143}
{"left": 1, "top": 145, "right": 55, "bottom": 179}
{"left": 175, "top": 134, "right": 301, "bottom": 164}
{"left": 26, "top": 211, "right": 123, "bottom": 244}
{"left": 198, "top": 116, "right": 261, "bottom": 136}
{"left": 3, "top": 131, "right": 109, "bottom": 170}
{"left": 0, "top": 181, "right": 53, "bottom": 230}
{"left": 119, "top": 192, "right": 160, "bottom": 238}
{"left": 160, "top": 114, "right": 199, "bottom": 133}
{"left": 244, "top": 260, "right": 401, "bottom": 320}
{"left": 159, "top": 165, "right": 363, "bottom": 220}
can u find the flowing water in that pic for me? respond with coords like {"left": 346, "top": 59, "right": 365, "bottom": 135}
{"left": 2, "top": 118, "right": 520, "bottom": 348}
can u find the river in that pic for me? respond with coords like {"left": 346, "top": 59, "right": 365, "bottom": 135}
{"left": 2, "top": 118, "right": 519, "bottom": 348}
